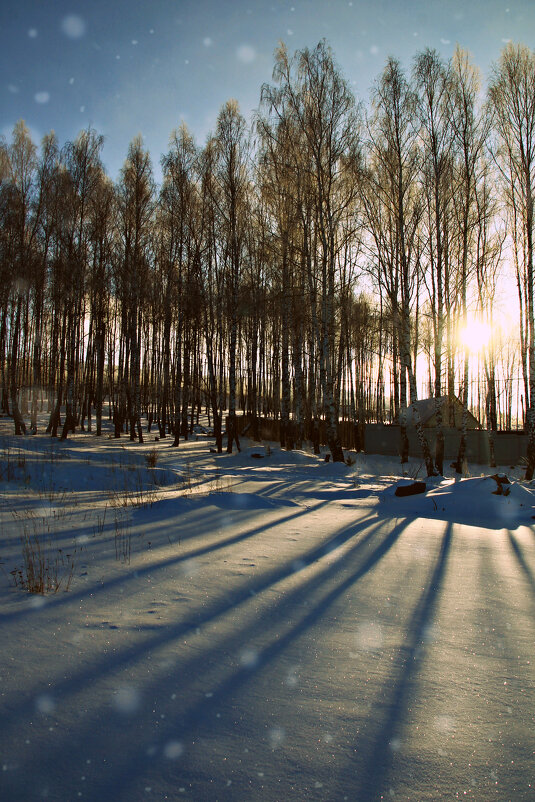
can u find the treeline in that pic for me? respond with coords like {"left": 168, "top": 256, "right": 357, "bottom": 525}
{"left": 1, "top": 41, "right": 534, "bottom": 475}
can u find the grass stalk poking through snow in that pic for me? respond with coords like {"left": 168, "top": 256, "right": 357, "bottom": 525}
{"left": 9, "top": 510, "right": 76, "bottom": 594}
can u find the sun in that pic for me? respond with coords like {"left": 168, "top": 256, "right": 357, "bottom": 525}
{"left": 458, "top": 317, "right": 492, "bottom": 354}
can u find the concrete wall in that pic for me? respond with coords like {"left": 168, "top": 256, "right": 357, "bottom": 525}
{"left": 364, "top": 424, "right": 527, "bottom": 467}
{"left": 231, "top": 415, "right": 528, "bottom": 467}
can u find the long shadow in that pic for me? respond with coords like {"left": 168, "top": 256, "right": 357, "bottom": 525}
{"left": 507, "top": 531, "right": 535, "bottom": 599}
{"left": 349, "top": 521, "right": 453, "bottom": 800}
{"left": 0, "top": 509, "right": 382, "bottom": 733}
{"left": 4, "top": 514, "right": 412, "bottom": 801}
{"left": 102, "top": 516, "right": 413, "bottom": 801}
{"left": 0, "top": 499, "right": 328, "bottom": 625}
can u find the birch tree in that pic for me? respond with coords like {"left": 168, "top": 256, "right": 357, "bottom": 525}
{"left": 117, "top": 135, "right": 154, "bottom": 443}
{"left": 260, "top": 40, "right": 361, "bottom": 461}
{"left": 449, "top": 47, "right": 489, "bottom": 472}
{"left": 489, "top": 43, "right": 535, "bottom": 477}
{"left": 213, "top": 100, "right": 250, "bottom": 454}
{"left": 3, "top": 122, "right": 39, "bottom": 434}
{"left": 366, "top": 57, "right": 434, "bottom": 474}
{"left": 414, "top": 48, "right": 454, "bottom": 473}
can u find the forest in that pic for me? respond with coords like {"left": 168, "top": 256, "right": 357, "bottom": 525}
{"left": 1, "top": 40, "right": 534, "bottom": 476}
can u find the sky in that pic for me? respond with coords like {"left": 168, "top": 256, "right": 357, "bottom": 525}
{"left": 1, "top": 0, "right": 534, "bottom": 184}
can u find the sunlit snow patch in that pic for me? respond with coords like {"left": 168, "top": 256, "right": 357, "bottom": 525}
{"left": 180, "top": 558, "right": 199, "bottom": 578}
{"left": 434, "top": 714, "right": 455, "bottom": 733}
{"left": 355, "top": 621, "right": 384, "bottom": 652}
{"left": 381, "top": 475, "right": 535, "bottom": 529}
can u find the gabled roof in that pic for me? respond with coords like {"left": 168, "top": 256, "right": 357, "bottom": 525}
{"left": 401, "top": 396, "right": 480, "bottom": 428}
{"left": 403, "top": 396, "right": 448, "bottom": 425}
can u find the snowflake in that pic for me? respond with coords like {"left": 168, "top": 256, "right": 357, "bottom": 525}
{"left": 112, "top": 685, "right": 141, "bottom": 714}
{"left": 237, "top": 45, "right": 256, "bottom": 64}
{"left": 164, "top": 740, "right": 184, "bottom": 759}
{"left": 61, "top": 15, "right": 86, "bottom": 40}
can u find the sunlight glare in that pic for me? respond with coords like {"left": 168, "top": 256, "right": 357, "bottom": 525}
{"left": 458, "top": 318, "right": 492, "bottom": 354}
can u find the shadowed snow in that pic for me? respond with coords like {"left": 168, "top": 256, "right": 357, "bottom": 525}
{"left": 0, "top": 417, "right": 534, "bottom": 801}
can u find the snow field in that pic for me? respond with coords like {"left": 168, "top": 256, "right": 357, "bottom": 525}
{"left": 0, "top": 417, "right": 534, "bottom": 800}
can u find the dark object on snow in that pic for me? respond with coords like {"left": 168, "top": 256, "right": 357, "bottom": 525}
{"left": 395, "top": 481, "right": 427, "bottom": 497}
{"left": 490, "top": 473, "right": 511, "bottom": 496}
{"left": 325, "top": 454, "right": 331, "bottom": 462}
{"left": 251, "top": 453, "right": 264, "bottom": 459}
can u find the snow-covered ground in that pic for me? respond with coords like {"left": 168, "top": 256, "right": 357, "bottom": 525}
{"left": 0, "top": 416, "right": 534, "bottom": 801}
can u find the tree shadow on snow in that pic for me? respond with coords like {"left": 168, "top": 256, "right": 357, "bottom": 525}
{"left": 1, "top": 512, "right": 414, "bottom": 801}
{"left": 507, "top": 530, "right": 535, "bottom": 600}
{"left": 347, "top": 522, "right": 453, "bottom": 800}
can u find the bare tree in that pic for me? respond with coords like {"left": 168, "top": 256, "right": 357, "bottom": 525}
{"left": 489, "top": 43, "right": 535, "bottom": 477}
{"left": 213, "top": 99, "right": 250, "bottom": 454}
{"left": 2, "top": 122, "right": 40, "bottom": 434}
{"left": 414, "top": 48, "right": 455, "bottom": 473}
{"left": 449, "top": 48, "right": 490, "bottom": 472}
{"left": 198, "top": 137, "right": 226, "bottom": 451}
{"left": 365, "top": 57, "right": 434, "bottom": 474}
{"left": 260, "top": 40, "right": 361, "bottom": 461}
{"left": 159, "top": 124, "right": 198, "bottom": 446}
{"left": 116, "top": 135, "right": 155, "bottom": 443}
{"left": 87, "top": 169, "right": 115, "bottom": 435}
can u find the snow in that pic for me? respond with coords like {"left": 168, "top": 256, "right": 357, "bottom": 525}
{"left": 0, "top": 415, "right": 534, "bottom": 800}
{"left": 236, "top": 44, "right": 256, "bottom": 63}
{"left": 61, "top": 15, "right": 86, "bottom": 40}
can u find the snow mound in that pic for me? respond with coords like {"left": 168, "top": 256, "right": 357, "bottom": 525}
{"left": 380, "top": 475, "right": 535, "bottom": 529}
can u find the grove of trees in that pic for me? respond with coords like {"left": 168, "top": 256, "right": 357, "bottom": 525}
{"left": 1, "top": 40, "right": 534, "bottom": 475}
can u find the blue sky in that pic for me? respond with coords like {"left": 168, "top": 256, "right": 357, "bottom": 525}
{"left": 1, "top": 1, "right": 534, "bottom": 183}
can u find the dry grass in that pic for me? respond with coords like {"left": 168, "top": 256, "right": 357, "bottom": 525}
{"left": 9, "top": 510, "right": 76, "bottom": 594}
{"left": 145, "top": 448, "right": 159, "bottom": 468}
{"left": 113, "top": 509, "right": 131, "bottom": 564}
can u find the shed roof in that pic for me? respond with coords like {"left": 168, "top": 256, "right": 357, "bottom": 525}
{"left": 402, "top": 396, "right": 480, "bottom": 428}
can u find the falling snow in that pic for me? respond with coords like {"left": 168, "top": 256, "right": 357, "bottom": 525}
{"left": 0, "top": 415, "right": 534, "bottom": 800}
{"left": 61, "top": 15, "right": 86, "bottom": 40}
{"left": 236, "top": 44, "right": 256, "bottom": 63}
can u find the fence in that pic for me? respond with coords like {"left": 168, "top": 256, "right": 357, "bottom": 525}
{"left": 230, "top": 414, "right": 528, "bottom": 467}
